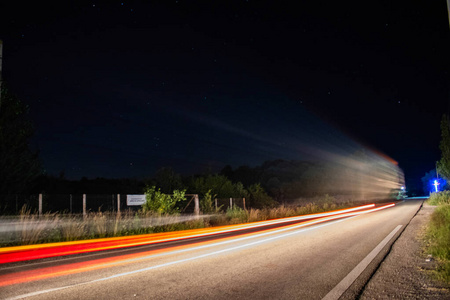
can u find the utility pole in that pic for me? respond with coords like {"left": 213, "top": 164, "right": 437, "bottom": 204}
{"left": 447, "top": 0, "right": 450, "bottom": 28}
{"left": 448, "top": 0, "right": 450, "bottom": 116}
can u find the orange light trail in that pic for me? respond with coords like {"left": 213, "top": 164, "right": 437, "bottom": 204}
{"left": 0, "top": 203, "right": 395, "bottom": 287}
{"left": 0, "top": 204, "right": 375, "bottom": 264}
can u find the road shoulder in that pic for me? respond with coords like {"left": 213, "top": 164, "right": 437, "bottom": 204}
{"left": 360, "top": 202, "right": 450, "bottom": 299}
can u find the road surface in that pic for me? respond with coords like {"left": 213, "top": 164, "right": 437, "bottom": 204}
{"left": 0, "top": 200, "right": 423, "bottom": 300}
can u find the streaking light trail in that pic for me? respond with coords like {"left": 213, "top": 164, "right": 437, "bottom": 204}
{"left": 0, "top": 204, "right": 376, "bottom": 264}
{"left": 0, "top": 203, "right": 395, "bottom": 288}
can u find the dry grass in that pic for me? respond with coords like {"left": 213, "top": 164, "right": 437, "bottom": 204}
{"left": 0, "top": 209, "right": 210, "bottom": 246}
{"left": 60, "top": 218, "right": 87, "bottom": 241}
{"left": 17, "top": 206, "right": 59, "bottom": 245}
{"left": 1, "top": 199, "right": 355, "bottom": 246}
{"left": 208, "top": 199, "right": 350, "bottom": 226}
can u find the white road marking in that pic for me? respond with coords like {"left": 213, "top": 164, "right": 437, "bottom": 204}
{"left": 322, "top": 224, "right": 403, "bottom": 300}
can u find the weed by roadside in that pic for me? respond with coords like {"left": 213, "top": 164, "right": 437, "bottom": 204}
{"left": 428, "top": 191, "right": 450, "bottom": 206}
{"left": 426, "top": 192, "right": 450, "bottom": 283}
{"left": 226, "top": 205, "right": 247, "bottom": 224}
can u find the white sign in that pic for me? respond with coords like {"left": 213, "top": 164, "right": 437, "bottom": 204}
{"left": 127, "top": 194, "right": 146, "bottom": 206}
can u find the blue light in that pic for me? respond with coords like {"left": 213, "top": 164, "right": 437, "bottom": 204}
{"left": 429, "top": 178, "right": 447, "bottom": 193}
{"left": 433, "top": 180, "right": 440, "bottom": 192}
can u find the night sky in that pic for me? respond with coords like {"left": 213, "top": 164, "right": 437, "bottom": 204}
{"left": 1, "top": 1, "right": 449, "bottom": 191}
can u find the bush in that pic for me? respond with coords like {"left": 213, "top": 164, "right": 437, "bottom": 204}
{"left": 201, "top": 189, "right": 215, "bottom": 213}
{"left": 142, "top": 186, "right": 186, "bottom": 214}
{"left": 226, "top": 205, "right": 247, "bottom": 223}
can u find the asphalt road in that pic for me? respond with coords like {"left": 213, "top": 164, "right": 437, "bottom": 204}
{"left": 0, "top": 200, "right": 423, "bottom": 300}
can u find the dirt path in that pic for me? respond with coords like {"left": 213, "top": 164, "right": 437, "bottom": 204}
{"left": 360, "top": 202, "right": 449, "bottom": 299}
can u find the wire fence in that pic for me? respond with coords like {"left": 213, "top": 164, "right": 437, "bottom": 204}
{"left": 0, "top": 195, "right": 40, "bottom": 214}
{"left": 0, "top": 194, "right": 249, "bottom": 215}
{"left": 215, "top": 198, "right": 247, "bottom": 210}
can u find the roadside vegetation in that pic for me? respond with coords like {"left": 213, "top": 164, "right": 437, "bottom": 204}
{"left": 424, "top": 114, "right": 450, "bottom": 283}
{"left": 426, "top": 192, "right": 450, "bottom": 283}
{"left": 142, "top": 186, "right": 186, "bottom": 214}
{"left": 0, "top": 207, "right": 207, "bottom": 246}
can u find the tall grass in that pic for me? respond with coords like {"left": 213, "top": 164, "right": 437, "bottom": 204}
{"left": 17, "top": 206, "right": 60, "bottom": 245}
{"left": 1, "top": 197, "right": 353, "bottom": 246}
{"left": 426, "top": 192, "right": 450, "bottom": 283}
{"left": 209, "top": 197, "right": 347, "bottom": 226}
{"left": 60, "top": 217, "right": 87, "bottom": 241}
{"left": 428, "top": 191, "right": 450, "bottom": 206}
{"left": 0, "top": 210, "right": 207, "bottom": 246}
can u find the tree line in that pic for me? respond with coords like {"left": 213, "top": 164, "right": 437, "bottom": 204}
{"left": 1, "top": 84, "right": 406, "bottom": 213}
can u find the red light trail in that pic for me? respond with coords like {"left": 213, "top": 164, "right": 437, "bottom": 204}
{"left": 0, "top": 204, "right": 376, "bottom": 265}
{"left": 0, "top": 203, "right": 395, "bottom": 288}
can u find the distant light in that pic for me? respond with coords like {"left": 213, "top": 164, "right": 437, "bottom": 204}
{"left": 433, "top": 180, "right": 440, "bottom": 193}
{"left": 429, "top": 178, "right": 446, "bottom": 193}
{"left": 401, "top": 186, "right": 405, "bottom": 190}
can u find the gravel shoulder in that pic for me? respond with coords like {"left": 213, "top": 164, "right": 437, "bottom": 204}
{"left": 360, "top": 202, "right": 450, "bottom": 299}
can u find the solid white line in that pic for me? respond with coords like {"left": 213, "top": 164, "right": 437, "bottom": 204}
{"left": 322, "top": 224, "right": 403, "bottom": 300}
{"left": 6, "top": 217, "right": 354, "bottom": 300}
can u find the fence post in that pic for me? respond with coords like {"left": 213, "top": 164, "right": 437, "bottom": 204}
{"left": 39, "top": 194, "right": 42, "bottom": 216}
{"left": 83, "top": 194, "right": 86, "bottom": 218}
{"left": 117, "top": 194, "right": 120, "bottom": 213}
{"left": 194, "top": 194, "right": 200, "bottom": 216}
{"left": 243, "top": 197, "right": 246, "bottom": 210}
{"left": 215, "top": 198, "right": 218, "bottom": 211}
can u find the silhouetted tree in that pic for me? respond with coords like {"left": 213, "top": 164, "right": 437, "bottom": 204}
{"left": 0, "top": 86, "right": 41, "bottom": 195}
{"left": 437, "top": 114, "right": 450, "bottom": 181}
